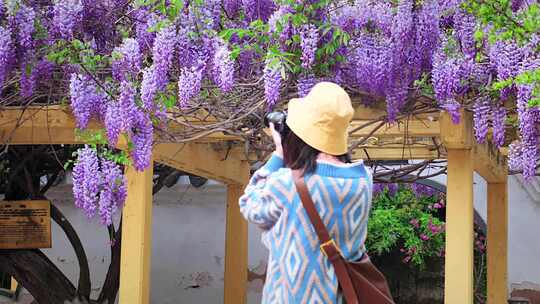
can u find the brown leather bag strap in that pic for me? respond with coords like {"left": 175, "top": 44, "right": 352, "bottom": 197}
{"left": 292, "top": 170, "right": 359, "bottom": 304}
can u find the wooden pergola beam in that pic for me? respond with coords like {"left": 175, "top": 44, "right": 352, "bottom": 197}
{"left": 349, "top": 118, "right": 440, "bottom": 138}
{"left": 1, "top": 106, "right": 443, "bottom": 144}
{"left": 0, "top": 106, "right": 104, "bottom": 145}
{"left": 0, "top": 106, "right": 250, "bottom": 184}
{"left": 0, "top": 106, "right": 237, "bottom": 145}
{"left": 473, "top": 141, "right": 508, "bottom": 183}
{"left": 153, "top": 143, "right": 250, "bottom": 185}
{"left": 352, "top": 146, "right": 444, "bottom": 160}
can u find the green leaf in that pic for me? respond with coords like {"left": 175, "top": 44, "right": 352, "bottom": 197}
{"left": 492, "top": 78, "right": 514, "bottom": 90}
{"left": 72, "top": 39, "right": 84, "bottom": 50}
{"left": 230, "top": 46, "right": 241, "bottom": 60}
{"left": 219, "top": 28, "right": 236, "bottom": 41}
{"left": 527, "top": 97, "right": 540, "bottom": 107}
{"left": 291, "top": 14, "right": 306, "bottom": 27}
{"left": 473, "top": 29, "right": 484, "bottom": 42}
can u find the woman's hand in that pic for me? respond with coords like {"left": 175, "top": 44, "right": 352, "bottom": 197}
{"left": 269, "top": 123, "right": 283, "bottom": 157}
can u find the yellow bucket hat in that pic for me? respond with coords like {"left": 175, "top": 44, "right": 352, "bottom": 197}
{"left": 286, "top": 82, "right": 354, "bottom": 155}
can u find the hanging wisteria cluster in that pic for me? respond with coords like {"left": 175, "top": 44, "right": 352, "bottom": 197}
{"left": 72, "top": 146, "right": 127, "bottom": 226}
{"left": 0, "top": 0, "right": 540, "bottom": 223}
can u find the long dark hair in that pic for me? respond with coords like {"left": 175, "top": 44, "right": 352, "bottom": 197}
{"left": 282, "top": 128, "right": 351, "bottom": 174}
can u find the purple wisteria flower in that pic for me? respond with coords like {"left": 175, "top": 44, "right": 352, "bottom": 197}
{"left": 134, "top": 9, "right": 161, "bottom": 52}
{"left": 268, "top": 5, "right": 294, "bottom": 42}
{"left": 224, "top": 0, "right": 241, "bottom": 18}
{"left": 511, "top": 0, "right": 525, "bottom": 11}
{"left": 112, "top": 38, "right": 142, "bottom": 82}
{"left": 300, "top": 24, "right": 319, "bottom": 69}
{"left": 489, "top": 41, "right": 523, "bottom": 100}
{"left": 0, "top": 1, "right": 4, "bottom": 19}
{"left": 508, "top": 142, "right": 524, "bottom": 172}
{"left": 105, "top": 101, "right": 122, "bottom": 146}
{"left": 195, "top": 0, "right": 221, "bottom": 31}
{"left": 72, "top": 146, "right": 101, "bottom": 218}
{"left": 69, "top": 73, "right": 107, "bottom": 129}
{"left": 372, "top": 183, "right": 385, "bottom": 196}
{"left": 414, "top": 0, "right": 440, "bottom": 71}
{"left": 348, "top": 34, "right": 391, "bottom": 97}
{"left": 152, "top": 25, "right": 177, "bottom": 73}
{"left": 15, "top": 4, "right": 35, "bottom": 49}
{"left": 0, "top": 26, "right": 13, "bottom": 89}
{"left": 242, "top": 0, "right": 275, "bottom": 22}
{"left": 129, "top": 109, "right": 153, "bottom": 171}
{"left": 213, "top": 40, "right": 234, "bottom": 92}
{"left": 453, "top": 9, "right": 477, "bottom": 57}
{"left": 385, "top": 0, "right": 415, "bottom": 120}
{"left": 52, "top": 0, "right": 83, "bottom": 39}
{"left": 410, "top": 183, "right": 437, "bottom": 197}
{"left": 432, "top": 49, "right": 463, "bottom": 102}
{"left": 20, "top": 61, "right": 36, "bottom": 98}
{"left": 141, "top": 65, "right": 167, "bottom": 112}
{"left": 178, "top": 66, "right": 204, "bottom": 109}
{"left": 19, "top": 52, "right": 53, "bottom": 98}
{"left": 473, "top": 96, "right": 491, "bottom": 143}
{"left": 297, "top": 74, "right": 316, "bottom": 98}
{"left": 98, "top": 158, "right": 127, "bottom": 225}
{"left": 386, "top": 183, "right": 398, "bottom": 196}
{"left": 263, "top": 59, "right": 282, "bottom": 107}
{"left": 441, "top": 99, "right": 461, "bottom": 124}
{"left": 373, "top": 183, "right": 398, "bottom": 196}
{"left": 492, "top": 104, "right": 507, "bottom": 147}
{"left": 72, "top": 147, "right": 128, "bottom": 225}
{"left": 515, "top": 57, "right": 540, "bottom": 180}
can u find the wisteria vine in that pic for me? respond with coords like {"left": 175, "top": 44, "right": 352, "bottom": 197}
{"left": 0, "top": 0, "right": 539, "bottom": 224}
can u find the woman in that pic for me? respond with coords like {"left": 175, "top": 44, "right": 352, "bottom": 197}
{"left": 239, "top": 82, "right": 373, "bottom": 303}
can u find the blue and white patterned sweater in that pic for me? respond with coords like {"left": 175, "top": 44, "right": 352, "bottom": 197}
{"left": 239, "top": 154, "right": 373, "bottom": 303}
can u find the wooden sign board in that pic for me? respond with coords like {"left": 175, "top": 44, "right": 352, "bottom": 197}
{"left": 0, "top": 200, "right": 51, "bottom": 249}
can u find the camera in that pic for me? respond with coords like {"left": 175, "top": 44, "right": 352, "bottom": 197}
{"left": 264, "top": 111, "right": 289, "bottom": 137}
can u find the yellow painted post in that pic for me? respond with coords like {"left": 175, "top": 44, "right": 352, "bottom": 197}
{"left": 487, "top": 181, "right": 508, "bottom": 304}
{"left": 119, "top": 162, "right": 154, "bottom": 304}
{"left": 445, "top": 149, "right": 474, "bottom": 304}
{"left": 224, "top": 183, "right": 248, "bottom": 304}
{"left": 10, "top": 277, "right": 17, "bottom": 292}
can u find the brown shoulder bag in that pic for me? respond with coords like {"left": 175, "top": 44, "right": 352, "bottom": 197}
{"left": 292, "top": 170, "right": 395, "bottom": 304}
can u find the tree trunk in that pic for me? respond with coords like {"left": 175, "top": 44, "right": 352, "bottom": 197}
{"left": 0, "top": 250, "right": 77, "bottom": 304}
{"left": 50, "top": 204, "right": 92, "bottom": 299}
{"left": 97, "top": 223, "right": 122, "bottom": 304}
{"left": 0, "top": 147, "right": 89, "bottom": 303}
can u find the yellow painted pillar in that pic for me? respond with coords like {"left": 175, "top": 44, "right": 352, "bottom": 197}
{"left": 224, "top": 183, "right": 248, "bottom": 304}
{"left": 10, "top": 277, "right": 17, "bottom": 292}
{"left": 119, "top": 162, "right": 154, "bottom": 304}
{"left": 487, "top": 181, "right": 508, "bottom": 304}
{"left": 445, "top": 149, "right": 474, "bottom": 304}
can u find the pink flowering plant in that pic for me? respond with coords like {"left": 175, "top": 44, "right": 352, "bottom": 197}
{"left": 367, "top": 183, "right": 445, "bottom": 267}
{"left": 367, "top": 183, "right": 486, "bottom": 268}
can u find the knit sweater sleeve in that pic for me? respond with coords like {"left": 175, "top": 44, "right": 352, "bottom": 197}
{"left": 239, "top": 153, "right": 287, "bottom": 230}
